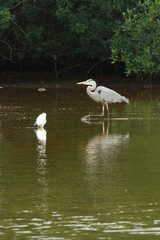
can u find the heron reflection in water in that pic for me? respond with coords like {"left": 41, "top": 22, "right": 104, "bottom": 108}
{"left": 82, "top": 119, "right": 129, "bottom": 171}
{"left": 77, "top": 79, "right": 129, "bottom": 119}
{"left": 81, "top": 119, "right": 129, "bottom": 200}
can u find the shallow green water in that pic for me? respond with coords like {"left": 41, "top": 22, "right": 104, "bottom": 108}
{"left": 0, "top": 82, "right": 160, "bottom": 239}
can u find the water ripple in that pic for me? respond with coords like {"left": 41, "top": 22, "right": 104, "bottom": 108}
{"left": 0, "top": 204, "right": 160, "bottom": 239}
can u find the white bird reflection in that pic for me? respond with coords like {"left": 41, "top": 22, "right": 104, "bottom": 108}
{"left": 36, "top": 129, "right": 47, "bottom": 175}
{"left": 35, "top": 128, "right": 47, "bottom": 143}
{"left": 35, "top": 128, "right": 48, "bottom": 214}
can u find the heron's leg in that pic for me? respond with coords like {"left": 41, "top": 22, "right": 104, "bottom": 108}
{"left": 106, "top": 118, "right": 110, "bottom": 134}
{"left": 82, "top": 104, "right": 105, "bottom": 120}
{"left": 101, "top": 104, "right": 105, "bottom": 116}
{"left": 106, "top": 103, "right": 110, "bottom": 118}
{"left": 102, "top": 121, "right": 105, "bottom": 134}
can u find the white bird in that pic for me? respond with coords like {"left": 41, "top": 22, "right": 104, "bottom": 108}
{"left": 77, "top": 79, "right": 129, "bottom": 118}
{"left": 34, "top": 113, "right": 47, "bottom": 129}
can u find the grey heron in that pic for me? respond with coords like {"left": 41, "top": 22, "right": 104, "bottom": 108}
{"left": 77, "top": 79, "right": 129, "bottom": 118}
{"left": 34, "top": 113, "right": 47, "bottom": 129}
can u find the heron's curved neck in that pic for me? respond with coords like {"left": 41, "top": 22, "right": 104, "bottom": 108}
{"left": 87, "top": 82, "right": 97, "bottom": 92}
{"left": 86, "top": 82, "right": 97, "bottom": 101}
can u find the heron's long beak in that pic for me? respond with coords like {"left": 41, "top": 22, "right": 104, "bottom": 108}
{"left": 76, "top": 81, "right": 87, "bottom": 85}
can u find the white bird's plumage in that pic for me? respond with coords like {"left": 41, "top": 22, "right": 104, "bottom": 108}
{"left": 34, "top": 113, "right": 47, "bottom": 129}
{"left": 77, "top": 79, "right": 129, "bottom": 117}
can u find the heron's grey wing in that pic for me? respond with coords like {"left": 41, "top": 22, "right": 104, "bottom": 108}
{"left": 96, "top": 86, "right": 129, "bottom": 103}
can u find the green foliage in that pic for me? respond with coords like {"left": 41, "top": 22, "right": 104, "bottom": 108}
{"left": 0, "top": 0, "right": 147, "bottom": 77}
{"left": 0, "top": 6, "right": 13, "bottom": 29}
{"left": 111, "top": 0, "right": 160, "bottom": 77}
{"left": 55, "top": 0, "right": 134, "bottom": 60}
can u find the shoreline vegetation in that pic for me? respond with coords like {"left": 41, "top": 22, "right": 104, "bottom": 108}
{"left": 1, "top": 1, "right": 160, "bottom": 83}
{"left": 0, "top": 70, "right": 156, "bottom": 88}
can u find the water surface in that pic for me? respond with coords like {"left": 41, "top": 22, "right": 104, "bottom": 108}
{"left": 0, "top": 82, "right": 160, "bottom": 239}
